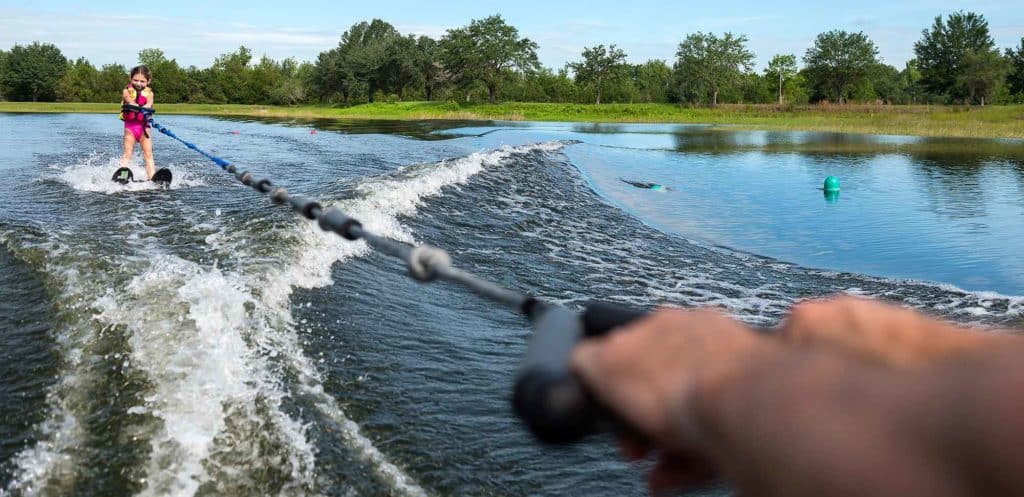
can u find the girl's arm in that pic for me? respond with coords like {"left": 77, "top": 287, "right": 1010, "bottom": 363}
{"left": 143, "top": 89, "right": 154, "bottom": 109}
{"left": 122, "top": 87, "right": 132, "bottom": 104}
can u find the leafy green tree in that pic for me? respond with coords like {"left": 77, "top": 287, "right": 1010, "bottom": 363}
{"left": 189, "top": 66, "right": 228, "bottom": 103}
{"left": 137, "top": 48, "right": 165, "bottom": 69}
{"left": 765, "top": 54, "right": 797, "bottom": 104}
{"left": 957, "top": 49, "right": 1006, "bottom": 105}
{"left": 310, "top": 46, "right": 357, "bottom": 103}
{"left": 631, "top": 60, "right": 671, "bottom": 103}
{"left": 869, "top": 63, "right": 905, "bottom": 104}
{"left": 136, "top": 48, "right": 191, "bottom": 103}
{"left": 899, "top": 59, "right": 925, "bottom": 104}
{"left": 249, "top": 55, "right": 284, "bottom": 103}
{"left": 913, "top": 12, "right": 1004, "bottom": 104}
{"left": 786, "top": 72, "right": 810, "bottom": 104}
{"left": 98, "top": 63, "right": 129, "bottom": 102}
{"left": 1, "top": 42, "right": 68, "bottom": 101}
{"left": 271, "top": 58, "right": 309, "bottom": 105}
{"left": 415, "top": 36, "right": 448, "bottom": 101}
{"left": 382, "top": 35, "right": 427, "bottom": 100}
{"left": 672, "top": 32, "right": 754, "bottom": 105}
{"left": 569, "top": 44, "right": 627, "bottom": 104}
{"left": 524, "top": 67, "right": 579, "bottom": 102}
{"left": 212, "top": 46, "right": 254, "bottom": 103}
{"left": 803, "top": 30, "right": 879, "bottom": 103}
{"left": 0, "top": 49, "right": 7, "bottom": 100}
{"left": 337, "top": 19, "right": 406, "bottom": 102}
{"left": 56, "top": 57, "right": 100, "bottom": 102}
{"left": 440, "top": 14, "right": 540, "bottom": 103}
{"left": 740, "top": 72, "right": 775, "bottom": 103}
{"left": 1005, "top": 38, "right": 1024, "bottom": 97}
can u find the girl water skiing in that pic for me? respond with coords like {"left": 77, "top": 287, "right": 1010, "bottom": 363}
{"left": 119, "top": 65, "right": 156, "bottom": 180}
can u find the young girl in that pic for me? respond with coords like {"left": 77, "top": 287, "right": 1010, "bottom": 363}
{"left": 119, "top": 65, "right": 156, "bottom": 180}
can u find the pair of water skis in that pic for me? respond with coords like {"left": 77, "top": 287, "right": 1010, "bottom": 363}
{"left": 111, "top": 167, "right": 172, "bottom": 187}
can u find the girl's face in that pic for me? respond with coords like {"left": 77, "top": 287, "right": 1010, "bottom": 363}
{"left": 130, "top": 74, "right": 149, "bottom": 91}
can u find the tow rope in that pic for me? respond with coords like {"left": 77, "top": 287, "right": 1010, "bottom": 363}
{"left": 143, "top": 108, "right": 640, "bottom": 444}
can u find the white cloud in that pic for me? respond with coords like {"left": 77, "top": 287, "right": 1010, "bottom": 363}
{"left": 202, "top": 30, "right": 338, "bottom": 47}
{"left": 395, "top": 23, "right": 451, "bottom": 39}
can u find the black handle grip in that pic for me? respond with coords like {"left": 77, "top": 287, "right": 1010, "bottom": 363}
{"left": 121, "top": 104, "right": 154, "bottom": 115}
{"left": 514, "top": 301, "right": 649, "bottom": 444}
{"left": 581, "top": 301, "right": 649, "bottom": 337}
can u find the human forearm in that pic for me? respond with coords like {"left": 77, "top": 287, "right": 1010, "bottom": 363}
{"left": 693, "top": 344, "right": 1024, "bottom": 497}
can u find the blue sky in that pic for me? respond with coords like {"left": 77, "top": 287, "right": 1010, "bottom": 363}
{"left": 1, "top": 0, "right": 1021, "bottom": 72}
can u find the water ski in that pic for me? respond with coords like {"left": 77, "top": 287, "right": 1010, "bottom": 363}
{"left": 111, "top": 167, "right": 172, "bottom": 186}
{"left": 152, "top": 168, "right": 172, "bottom": 186}
{"left": 112, "top": 167, "right": 134, "bottom": 184}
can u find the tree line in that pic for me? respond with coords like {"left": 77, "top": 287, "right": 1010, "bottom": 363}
{"left": 2, "top": 12, "right": 1022, "bottom": 106}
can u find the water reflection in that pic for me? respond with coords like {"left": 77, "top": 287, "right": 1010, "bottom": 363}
{"left": 209, "top": 116, "right": 494, "bottom": 140}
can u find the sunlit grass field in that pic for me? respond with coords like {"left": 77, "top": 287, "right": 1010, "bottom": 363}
{"left": 3, "top": 101, "right": 1022, "bottom": 139}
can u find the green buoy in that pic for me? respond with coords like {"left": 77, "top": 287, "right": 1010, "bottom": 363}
{"left": 823, "top": 176, "right": 840, "bottom": 192}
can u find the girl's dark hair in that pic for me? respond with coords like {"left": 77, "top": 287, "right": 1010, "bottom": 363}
{"left": 130, "top": 65, "right": 152, "bottom": 81}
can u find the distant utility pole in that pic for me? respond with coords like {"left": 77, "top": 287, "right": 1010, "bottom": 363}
{"left": 778, "top": 69, "right": 783, "bottom": 104}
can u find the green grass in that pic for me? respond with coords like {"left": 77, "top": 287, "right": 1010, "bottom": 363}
{"left": 2, "top": 101, "right": 1023, "bottom": 139}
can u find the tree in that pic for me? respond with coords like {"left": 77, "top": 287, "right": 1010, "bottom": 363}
{"left": 56, "top": 57, "right": 100, "bottom": 102}
{"left": 138, "top": 48, "right": 166, "bottom": 69}
{"left": 382, "top": 35, "right": 427, "bottom": 100}
{"left": 440, "top": 14, "right": 540, "bottom": 103}
{"left": 249, "top": 55, "right": 284, "bottom": 103}
{"left": 212, "top": 46, "right": 254, "bottom": 103}
{"left": 672, "top": 32, "right": 754, "bottom": 106}
{"left": 900, "top": 59, "right": 925, "bottom": 104}
{"left": 956, "top": 49, "right": 1006, "bottom": 105}
{"left": 631, "top": 60, "right": 671, "bottom": 103}
{"left": 271, "top": 58, "right": 309, "bottom": 105}
{"left": 310, "top": 47, "right": 357, "bottom": 103}
{"left": 1, "top": 42, "right": 68, "bottom": 102}
{"left": 803, "top": 30, "right": 879, "bottom": 103}
{"left": 741, "top": 72, "right": 775, "bottom": 103}
{"left": 136, "top": 48, "right": 190, "bottom": 103}
{"left": 913, "top": 11, "right": 1004, "bottom": 104}
{"left": 337, "top": 19, "right": 407, "bottom": 102}
{"left": 765, "top": 54, "right": 797, "bottom": 104}
{"left": 415, "top": 36, "right": 448, "bottom": 101}
{"left": 869, "top": 63, "right": 905, "bottom": 104}
{"left": 569, "top": 44, "right": 627, "bottom": 104}
{"left": 97, "top": 63, "right": 129, "bottom": 102}
{"left": 1005, "top": 38, "right": 1024, "bottom": 97}
{"left": 0, "top": 49, "right": 7, "bottom": 100}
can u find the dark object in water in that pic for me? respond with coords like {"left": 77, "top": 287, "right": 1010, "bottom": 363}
{"left": 112, "top": 167, "right": 134, "bottom": 184}
{"left": 152, "top": 168, "right": 172, "bottom": 186}
{"left": 620, "top": 178, "right": 668, "bottom": 191}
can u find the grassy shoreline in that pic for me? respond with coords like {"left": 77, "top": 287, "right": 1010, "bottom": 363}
{"left": 2, "top": 101, "right": 1022, "bottom": 139}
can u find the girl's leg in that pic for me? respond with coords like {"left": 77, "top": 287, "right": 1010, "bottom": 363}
{"left": 140, "top": 133, "right": 155, "bottom": 179}
{"left": 121, "top": 128, "right": 137, "bottom": 165}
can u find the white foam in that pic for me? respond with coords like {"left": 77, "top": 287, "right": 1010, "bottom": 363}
{"left": 53, "top": 153, "right": 206, "bottom": 194}
{"left": 94, "top": 254, "right": 318, "bottom": 497}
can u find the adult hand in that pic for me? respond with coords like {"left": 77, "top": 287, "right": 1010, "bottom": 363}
{"left": 780, "top": 296, "right": 1006, "bottom": 367}
{"left": 570, "top": 307, "right": 776, "bottom": 494}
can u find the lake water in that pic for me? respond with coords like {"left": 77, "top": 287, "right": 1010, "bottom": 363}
{"left": 0, "top": 113, "right": 1021, "bottom": 497}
